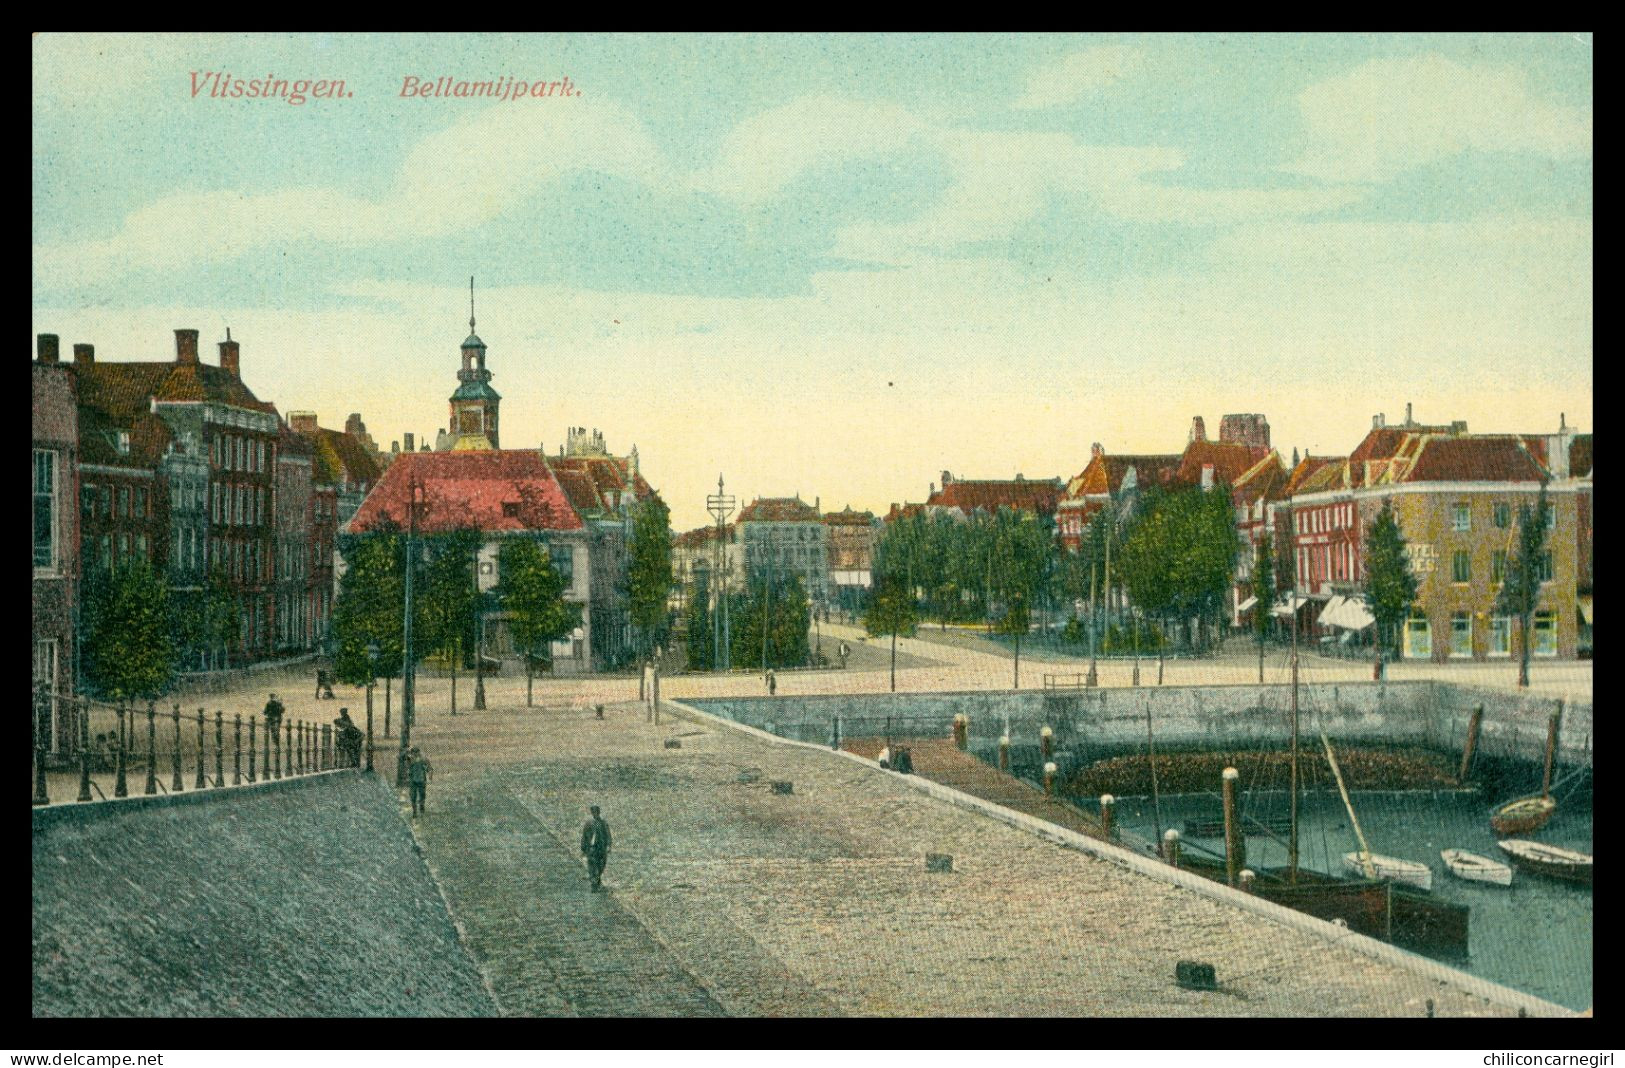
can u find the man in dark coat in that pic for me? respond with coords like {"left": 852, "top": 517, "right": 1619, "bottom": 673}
{"left": 335, "top": 709, "right": 363, "bottom": 767}
{"left": 407, "top": 746, "right": 433, "bottom": 817}
{"left": 580, "top": 804, "right": 612, "bottom": 892}
{"left": 263, "top": 693, "right": 285, "bottom": 733}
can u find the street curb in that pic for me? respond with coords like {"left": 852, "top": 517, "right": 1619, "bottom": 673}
{"left": 31, "top": 769, "right": 360, "bottom": 830}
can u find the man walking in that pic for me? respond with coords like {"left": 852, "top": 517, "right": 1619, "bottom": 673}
{"left": 334, "top": 708, "right": 363, "bottom": 768}
{"left": 580, "top": 804, "right": 612, "bottom": 892}
{"left": 263, "top": 692, "right": 285, "bottom": 734}
{"left": 407, "top": 746, "right": 433, "bottom": 817}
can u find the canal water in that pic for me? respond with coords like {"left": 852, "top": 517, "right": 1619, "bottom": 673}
{"left": 1104, "top": 788, "right": 1593, "bottom": 1011}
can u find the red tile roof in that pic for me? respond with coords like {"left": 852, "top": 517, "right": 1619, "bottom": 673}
{"left": 344, "top": 450, "right": 584, "bottom": 535}
{"left": 1570, "top": 435, "right": 1592, "bottom": 478}
{"left": 1231, "top": 451, "right": 1289, "bottom": 502}
{"left": 738, "top": 497, "right": 821, "bottom": 523}
{"left": 674, "top": 525, "right": 724, "bottom": 548}
{"left": 1065, "top": 455, "right": 1181, "bottom": 499}
{"left": 1175, "top": 440, "right": 1270, "bottom": 488}
{"left": 1284, "top": 455, "right": 1344, "bottom": 497}
{"left": 1395, "top": 436, "right": 1549, "bottom": 483}
{"left": 926, "top": 478, "right": 1062, "bottom": 516}
{"left": 77, "top": 361, "right": 276, "bottom": 418}
{"left": 822, "top": 506, "right": 877, "bottom": 526}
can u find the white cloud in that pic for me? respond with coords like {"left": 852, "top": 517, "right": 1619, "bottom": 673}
{"left": 688, "top": 96, "right": 927, "bottom": 204}
{"left": 32, "top": 97, "right": 670, "bottom": 288}
{"left": 1287, "top": 55, "right": 1592, "bottom": 183}
{"left": 1014, "top": 46, "right": 1143, "bottom": 110}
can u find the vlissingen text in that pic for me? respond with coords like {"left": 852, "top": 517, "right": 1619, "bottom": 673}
{"left": 190, "top": 72, "right": 351, "bottom": 104}
{"left": 399, "top": 75, "right": 579, "bottom": 101}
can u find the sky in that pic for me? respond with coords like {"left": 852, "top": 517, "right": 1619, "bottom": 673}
{"left": 33, "top": 33, "right": 1592, "bottom": 531}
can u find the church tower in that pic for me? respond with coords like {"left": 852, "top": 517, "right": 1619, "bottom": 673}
{"left": 449, "top": 276, "right": 501, "bottom": 450}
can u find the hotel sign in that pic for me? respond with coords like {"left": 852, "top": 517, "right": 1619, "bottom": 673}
{"left": 1405, "top": 542, "right": 1437, "bottom": 574}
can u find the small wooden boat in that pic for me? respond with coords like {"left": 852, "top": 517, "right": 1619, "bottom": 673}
{"left": 1344, "top": 851, "right": 1433, "bottom": 891}
{"left": 1491, "top": 795, "right": 1556, "bottom": 836}
{"left": 1441, "top": 848, "right": 1513, "bottom": 886}
{"left": 1497, "top": 839, "right": 1593, "bottom": 885}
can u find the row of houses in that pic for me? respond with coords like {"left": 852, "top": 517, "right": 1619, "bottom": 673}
{"left": 33, "top": 329, "right": 386, "bottom": 755}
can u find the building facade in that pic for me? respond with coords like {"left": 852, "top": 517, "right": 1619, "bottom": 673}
{"left": 33, "top": 336, "right": 79, "bottom": 756}
{"left": 823, "top": 506, "right": 879, "bottom": 613}
{"left": 736, "top": 496, "right": 830, "bottom": 609}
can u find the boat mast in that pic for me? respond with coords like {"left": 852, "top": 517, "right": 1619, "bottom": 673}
{"left": 1146, "top": 699, "right": 1163, "bottom": 849}
{"left": 1542, "top": 701, "right": 1562, "bottom": 799}
{"left": 1290, "top": 619, "right": 1300, "bottom": 884}
{"left": 1320, "top": 730, "right": 1377, "bottom": 880}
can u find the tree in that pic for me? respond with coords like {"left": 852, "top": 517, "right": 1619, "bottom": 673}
{"left": 684, "top": 581, "right": 713, "bottom": 671}
{"left": 83, "top": 560, "right": 175, "bottom": 706}
{"left": 1252, "top": 530, "right": 1275, "bottom": 683}
{"left": 624, "top": 496, "right": 674, "bottom": 660}
{"left": 1362, "top": 502, "right": 1418, "bottom": 676}
{"left": 864, "top": 573, "right": 917, "bottom": 692}
{"left": 1119, "top": 485, "right": 1236, "bottom": 652}
{"left": 418, "top": 529, "right": 483, "bottom": 712}
{"left": 170, "top": 567, "right": 239, "bottom": 671}
{"left": 1496, "top": 485, "right": 1552, "bottom": 689}
{"left": 728, "top": 573, "right": 810, "bottom": 671}
{"left": 332, "top": 528, "right": 405, "bottom": 688}
{"left": 995, "top": 591, "right": 1030, "bottom": 688}
{"left": 498, "top": 537, "right": 581, "bottom": 706}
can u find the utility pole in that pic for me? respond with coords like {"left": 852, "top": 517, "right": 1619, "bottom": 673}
{"left": 473, "top": 539, "right": 486, "bottom": 710}
{"left": 762, "top": 529, "right": 774, "bottom": 676}
{"left": 706, "top": 475, "right": 735, "bottom": 671}
{"left": 398, "top": 474, "right": 420, "bottom": 787}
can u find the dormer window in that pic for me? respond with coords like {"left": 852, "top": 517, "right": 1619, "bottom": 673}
{"left": 116, "top": 430, "right": 131, "bottom": 455}
{"left": 502, "top": 502, "right": 520, "bottom": 518}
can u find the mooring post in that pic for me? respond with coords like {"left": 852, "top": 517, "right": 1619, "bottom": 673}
{"left": 1099, "top": 793, "right": 1115, "bottom": 839}
{"left": 170, "top": 704, "right": 184, "bottom": 793}
{"left": 77, "top": 700, "right": 93, "bottom": 803}
{"left": 1542, "top": 702, "right": 1562, "bottom": 798}
{"left": 1240, "top": 869, "right": 1256, "bottom": 894}
{"left": 233, "top": 714, "right": 243, "bottom": 785}
{"left": 952, "top": 713, "right": 968, "bottom": 751}
{"left": 1222, "top": 766, "right": 1242, "bottom": 887}
{"left": 1043, "top": 761, "right": 1057, "bottom": 796}
{"left": 1458, "top": 705, "right": 1483, "bottom": 783}
{"left": 999, "top": 734, "right": 1010, "bottom": 771}
{"left": 214, "top": 711, "right": 224, "bottom": 788}
{"left": 144, "top": 703, "right": 158, "bottom": 796}
{"left": 195, "top": 708, "right": 208, "bottom": 789}
{"left": 114, "top": 707, "right": 129, "bottom": 798}
{"left": 1040, "top": 725, "right": 1053, "bottom": 760}
{"left": 1163, "top": 828, "right": 1181, "bottom": 868}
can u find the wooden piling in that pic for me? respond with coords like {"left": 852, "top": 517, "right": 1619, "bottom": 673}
{"left": 1040, "top": 726, "right": 1053, "bottom": 760}
{"left": 1099, "top": 793, "right": 1115, "bottom": 839}
{"left": 1542, "top": 701, "right": 1562, "bottom": 798}
{"left": 998, "top": 735, "right": 1010, "bottom": 771}
{"left": 1222, "top": 766, "right": 1242, "bottom": 887}
{"left": 1457, "top": 705, "right": 1483, "bottom": 783}
{"left": 1163, "top": 828, "right": 1181, "bottom": 868}
{"left": 1043, "top": 761, "right": 1057, "bottom": 796}
{"left": 1240, "top": 869, "right": 1256, "bottom": 894}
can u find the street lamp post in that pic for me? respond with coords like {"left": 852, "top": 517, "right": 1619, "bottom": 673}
{"left": 366, "top": 639, "right": 379, "bottom": 746}
{"left": 473, "top": 545, "right": 487, "bottom": 711}
{"left": 398, "top": 477, "right": 422, "bottom": 788}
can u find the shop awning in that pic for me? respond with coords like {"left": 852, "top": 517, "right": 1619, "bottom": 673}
{"left": 1579, "top": 596, "right": 1593, "bottom": 625}
{"left": 1271, "top": 594, "right": 1311, "bottom": 617}
{"left": 1323, "top": 597, "right": 1375, "bottom": 630}
{"left": 1237, "top": 596, "right": 1258, "bottom": 613}
{"left": 1320, "top": 595, "right": 1348, "bottom": 624}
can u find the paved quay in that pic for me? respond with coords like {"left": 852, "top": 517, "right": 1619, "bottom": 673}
{"left": 401, "top": 697, "right": 1559, "bottom": 1017}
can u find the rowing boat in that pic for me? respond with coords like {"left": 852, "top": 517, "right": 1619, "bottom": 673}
{"left": 1343, "top": 851, "right": 1433, "bottom": 891}
{"left": 1441, "top": 848, "right": 1513, "bottom": 886}
{"left": 1496, "top": 839, "right": 1592, "bottom": 885}
{"left": 1491, "top": 795, "right": 1556, "bottom": 835}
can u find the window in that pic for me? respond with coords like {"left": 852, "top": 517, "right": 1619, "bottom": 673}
{"left": 1404, "top": 615, "right": 1432, "bottom": 660}
{"left": 99, "top": 534, "right": 111, "bottom": 572}
{"left": 33, "top": 450, "right": 56, "bottom": 569}
{"left": 1492, "top": 551, "right": 1507, "bottom": 585}
{"left": 118, "top": 486, "right": 129, "bottom": 519}
{"left": 136, "top": 487, "right": 147, "bottom": 518}
{"left": 1494, "top": 503, "right": 1511, "bottom": 528}
{"left": 136, "top": 534, "right": 149, "bottom": 560}
{"left": 1489, "top": 617, "right": 1511, "bottom": 657}
{"left": 1543, "top": 503, "right": 1556, "bottom": 531}
{"left": 1452, "top": 504, "right": 1470, "bottom": 532}
{"left": 549, "top": 544, "right": 574, "bottom": 586}
{"left": 81, "top": 485, "right": 95, "bottom": 519}
{"left": 1534, "top": 611, "right": 1557, "bottom": 657}
{"left": 1538, "top": 551, "right": 1554, "bottom": 583}
{"left": 1451, "top": 613, "right": 1472, "bottom": 658}
{"left": 116, "top": 430, "right": 131, "bottom": 455}
{"left": 1452, "top": 551, "right": 1471, "bottom": 584}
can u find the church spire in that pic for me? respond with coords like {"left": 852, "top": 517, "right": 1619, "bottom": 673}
{"left": 469, "top": 275, "right": 476, "bottom": 334}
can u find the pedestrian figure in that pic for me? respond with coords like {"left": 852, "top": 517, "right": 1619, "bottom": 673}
{"left": 407, "top": 746, "right": 433, "bottom": 817}
{"left": 580, "top": 804, "right": 612, "bottom": 892}
{"left": 334, "top": 708, "right": 363, "bottom": 768}
{"left": 315, "top": 669, "right": 335, "bottom": 700}
{"left": 94, "top": 733, "right": 115, "bottom": 772}
{"left": 767, "top": 670, "right": 777, "bottom": 696}
{"left": 838, "top": 641, "right": 850, "bottom": 669}
{"left": 263, "top": 693, "right": 285, "bottom": 734}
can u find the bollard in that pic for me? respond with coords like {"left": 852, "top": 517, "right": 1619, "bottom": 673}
{"left": 1458, "top": 705, "right": 1483, "bottom": 783}
{"left": 952, "top": 713, "right": 968, "bottom": 751}
{"left": 171, "top": 705, "right": 184, "bottom": 793}
{"left": 247, "top": 717, "right": 257, "bottom": 783}
{"left": 144, "top": 703, "right": 158, "bottom": 796}
{"left": 1043, "top": 761, "right": 1057, "bottom": 796}
{"left": 1222, "top": 767, "right": 1243, "bottom": 887}
{"left": 1040, "top": 725, "right": 1054, "bottom": 760}
{"left": 595, "top": 704, "right": 605, "bottom": 719}
{"left": 1426, "top": 998, "right": 1434, "bottom": 1019}
{"left": 233, "top": 714, "right": 243, "bottom": 785}
{"left": 1163, "top": 828, "right": 1181, "bottom": 868}
{"left": 114, "top": 708, "right": 129, "bottom": 798}
{"left": 1239, "top": 869, "right": 1256, "bottom": 894}
{"left": 214, "top": 711, "right": 225, "bottom": 788}
{"left": 365, "top": 706, "right": 375, "bottom": 774}
{"left": 1099, "top": 793, "right": 1116, "bottom": 839}
{"left": 195, "top": 709, "right": 208, "bottom": 789}
{"left": 831, "top": 715, "right": 841, "bottom": 750}
{"left": 998, "top": 735, "right": 1010, "bottom": 771}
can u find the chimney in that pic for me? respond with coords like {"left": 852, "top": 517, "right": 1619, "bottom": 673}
{"left": 1201, "top": 463, "right": 1215, "bottom": 490}
{"left": 403, "top": 432, "right": 415, "bottom": 453}
{"left": 391, "top": 441, "right": 400, "bottom": 455}
{"left": 941, "top": 470, "right": 953, "bottom": 487}
{"left": 36, "top": 334, "right": 59, "bottom": 363}
{"left": 1372, "top": 413, "right": 1385, "bottom": 430}
{"left": 72, "top": 343, "right": 94, "bottom": 367}
{"left": 218, "top": 332, "right": 240, "bottom": 377}
{"left": 1190, "top": 416, "right": 1206, "bottom": 443}
{"left": 1560, "top": 412, "right": 1566, "bottom": 430}
{"left": 289, "top": 411, "right": 318, "bottom": 435}
{"left": 1405, "top": 402, "right": 1413, "bottom": 426}
{"left": 175, "top": 328, "right": 199, "bottom": 366}
{"left": 929, "top": 482, "right": 936, "bottom": 496}
{"left": 1449, "top": 421, "right": 1468, "bottom": 436}
{"left": 1091, "top": 442, "right": 1103, "bottom": 460}
{"left": 815, "top": 496, "right": 820, "bottom": 512}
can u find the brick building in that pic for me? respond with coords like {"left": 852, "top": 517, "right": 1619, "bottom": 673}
{"left": 33, "top": 336, "right": 79, "bottom": 756}
{"left": 735, "top": 496, "right": 830, "bottom": 610}
{"left": 823, "top": 505, "right": 880, "bottom": 612}
{"left": 1057, "top": 447, "right": 1181, "bottom": 552}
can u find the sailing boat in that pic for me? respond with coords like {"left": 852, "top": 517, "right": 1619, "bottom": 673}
{"left": 1321, "top": 730, "right": 1434, "bottom": 891}
{"left": 1490, "top": 703, "right": 1561, "bottom": 835}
